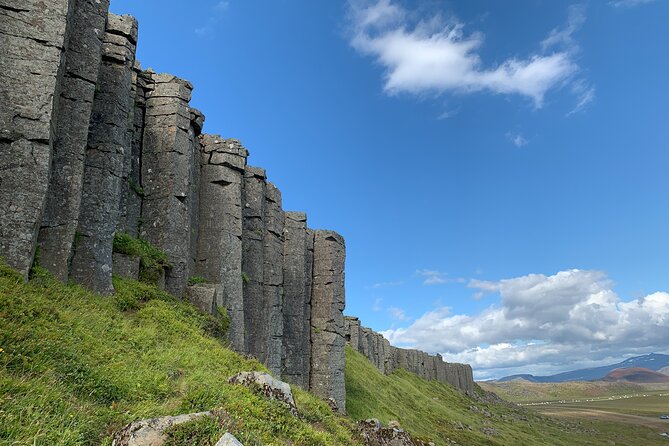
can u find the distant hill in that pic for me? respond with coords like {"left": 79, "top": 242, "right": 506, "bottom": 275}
{"left": 497, "top": 353, "right": 669, "bottom": 383}
{"left": 603, "top": 367, "right": 669, "bottom": 383}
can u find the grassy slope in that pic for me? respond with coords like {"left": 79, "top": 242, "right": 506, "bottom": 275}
{"left": 345, "top": 347, "right": 669, "bottom": 446}
{"left": 478, "top": 380, "right": 649, "bottom": 404}
{"left": 0, "top": 264, "right": 359, "bottom": 446}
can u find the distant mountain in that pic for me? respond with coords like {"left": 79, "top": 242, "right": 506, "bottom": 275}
{"left": 603, "top": 367, "right": 669, "bottom": 383}
{"left": 497, "top": 353, "right": 669, "bottom": 383}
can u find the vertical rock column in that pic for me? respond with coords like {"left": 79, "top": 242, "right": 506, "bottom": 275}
{"left": 242, "top": 167, "right": 267, "bottom": 361}
{"left": 282, "top": 212, "right": 313, "bottom": 388}
{"left": 38, "top": 0, "right": 110, "bottom": 281}
{"left": 140, "top": 73, "right": 194, "bottom": 297}
{"left": 263, "top": 183, "right": 285, "bottom": 377}
{"left": 310, "top": 230, "right": 346, "bottom": 412}
{"left": 195, "top": 135, "right": 247, "bottom": 352}
{"left": 69, "top": 13, "right": 137, "bottom": 294}
{"left": 0, "top": 0, "right": 72, "bottom": 277}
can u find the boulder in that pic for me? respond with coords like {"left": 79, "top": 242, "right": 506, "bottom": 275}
{"left": 215, "top": 433, "right": 244, "bottom": 446}
{"left": 357, "top": 419, "right": 432, "bottom": 446}
{"left": 111, "top": 411, "right": 212, "bottom": 446}
{"left": 228, "top": 371, "right": 296, "bottom": 414}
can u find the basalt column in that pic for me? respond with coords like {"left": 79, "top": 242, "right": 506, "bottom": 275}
{"left": 310, "top": 230, "right": 346, "bottom": 412}
{"left": 195, "top": 135, "right": 248, "bottom": 352}
{"left": 242, "top": 167, "right": 267, "bottom": 362}
{"left": 69, "top": 14, "right": 137, "bottom": 294}
{"left": 38, "top": 0, "right": 110, "bottom": 281}
{"left": 263, "top": 184, "right": 285, "bottom": 376}
{"left": 0, "top": 0, "right": 72, "bottom": 277}
{"left": 140, "top": 73, "right": 194, "bottom": 297}
{"left": 282, "top": 212, "right": 313, "bottom": 388}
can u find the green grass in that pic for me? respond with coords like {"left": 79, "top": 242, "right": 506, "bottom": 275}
{"left": 345, "top": 347, "right": 669, "bottom": 446}
{"left": 112, "top": 232, "right": 170, "bottom": 285}
{"left": 0, "top": 262, "right": 360, "bottom": 445}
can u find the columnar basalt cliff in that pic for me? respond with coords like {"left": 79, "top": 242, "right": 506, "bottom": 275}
{"left": 0, "top": 0, "right": 475, "bottom": 410}
{"left": 345, "top": 317, "right": 475, "bottom": 394}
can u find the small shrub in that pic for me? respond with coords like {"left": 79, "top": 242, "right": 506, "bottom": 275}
{"left": 241, "top": 272, "right": 250, "bottom": 283}
{"left": 113, "top": 232, "right": 170, "bottom": 286}
{"left": 188, "top": 276, "right": 208, "bottom": 286}
{"left": 163, "top": 415, "right": 221, "bottom": 446}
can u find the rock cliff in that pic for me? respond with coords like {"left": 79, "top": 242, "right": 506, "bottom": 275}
{"left": 0, "top": 0, "right": 475, "bottom": 410}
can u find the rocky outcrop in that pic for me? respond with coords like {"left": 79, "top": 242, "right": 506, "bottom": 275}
{"left": 346, "top": 316, "right": 475, "bottom": 393}
{"left": 69, "top": 13, "right": 138, "bottom": 295}
{"left": 282, "top": 212, "right": 313, "bottom": 389}
{"left": 37, "top": 0, "right": 110, "bottom": 282}
{"left": 0, "top": 0, "right": 73, "bottom": 278}
{"left": 228, "top": 371, "right": 297, "bottom": 415}
{"left": 0, "top": 2, "right": 476, "bottom": 413}
{"left": 111, "top": 411, "right": 213, "bottom": 446}
{"left": 310, "top": 231, "right": 346, "bottom": 412}
{"left": 195, "top": 135, "right": 247, "bottom": 352}
{"left": 357, "top": 419, "right": 433, "bottom": 446}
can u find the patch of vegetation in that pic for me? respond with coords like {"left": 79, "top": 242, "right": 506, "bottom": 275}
{"left": 188, "top": 276, "right": 208, "bottom": 286}
{"left": 345, "top": 347, "right": 667, "bottom": 446}
{"left": 0, "top": 261, "right": 360, "bottom": 445}
{"left": 241, "top": 272, "right": 250, "bottom": 283}
{"left": 113, "top": 232, "right": 170, "bottom": 286}
{"left": 128, "top": 179, "right": 145, "bottom": 197}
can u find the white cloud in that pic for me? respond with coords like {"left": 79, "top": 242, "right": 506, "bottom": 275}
{"left": 369, "top": 280, "right": 404, "bottom": 289}
{"left": 388, "top": 306, "right": 411, "bottom": 321}
{"left": 348, "top": 1, "right": 590, "bottom": 109}
{"left": 215, "top": 1, "right": 230, "bottom": 11}
{"left": 415, "top": 269, "right": 465, "bottom": 285}
{"left": 507, "top": 132, "right": 528, "bottom": 147}
{"left": 610, "top": 0, "right": 655, "bottom": 7}
{"left": 372, "top": 297, "right": 383, "bottom": 312}
{"left": 383, "top": 269, "right": 669, "bottom": 378}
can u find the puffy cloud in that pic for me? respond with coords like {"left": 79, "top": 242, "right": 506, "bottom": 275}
{"left": 348, "top": 0, "right": 591, "bottom": 108}
{"left": 382, "top": 269, "right": 669, "bottom": 378}
{"left": 507, "top": 133, "right": 528, "bottom": 147}
{"left": 388, "top": 306, "right": 411, "bottom": 321}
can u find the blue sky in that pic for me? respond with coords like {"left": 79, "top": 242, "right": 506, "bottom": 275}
{"left": 110, "top": 0, "right": 669, "bottom": 379}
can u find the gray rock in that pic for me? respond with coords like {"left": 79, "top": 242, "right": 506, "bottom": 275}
{"left": 186, "top": 283, "right": 218, "bottom": 314}
{"left": 241, "top": 167, "right": 268, "bottom": 365}
{"left": 282, "top": 212, "right": 313, "bottom": 389}
{"left": 0, "top": 0, "right": 72, "bottom": 278}
{"left": 111, "top": 411, "right": 212, "bottom": 446}
{"left": 69, "top": 13, "right": 138, "bottom": 295}
{"left": 140, "top": 72, "right": 195, "bottom": 298}
{"left": 113, "top": 253, "right": 140, "bottom": 280}
{"left": 228, "top": 371, "right": 296, "bottom": 415}
{"left": 262, "top": 182, "right": 284, "bottom": 377}
{"left": 215, "top": 433, "right": 244, "bottom": 446}
{"left": 195, "top": 135, "right": 247, "bottom": 351}
{"left": 310, "top": 230, "right": 346, "bottom": 412}
{"left": 38, "top": 0, "right": 110, "bottom": 282}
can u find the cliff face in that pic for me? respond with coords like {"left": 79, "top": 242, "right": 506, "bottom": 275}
{"left": 345, "top": 317, "right": 475, "bottom": 394}
{"left": 0, "top": 0, "right": 475, "bottom": 410}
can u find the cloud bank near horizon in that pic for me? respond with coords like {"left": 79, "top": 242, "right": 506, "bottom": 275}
{"left": 380, "top": 269, "right": 669, "bottom": 379}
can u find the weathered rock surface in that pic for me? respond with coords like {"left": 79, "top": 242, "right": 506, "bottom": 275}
{"left": 38, "top": 0, "right": 110, "bottom": 281}
{"left": 111, "top": 411, "right": 212, "bottom": 446}
{"left": 357, "top": 419, "right": 432, "bottom": 446}
{"left": 228, "top": 371, "right": 296, "bottom": 414}
{"left": 69, "top": 13, "right": 138, "bottom": 294}
{"left": 282, "top": 212, "right": 313, "bottom": 388}
{"left": 263, "top": 182, "right": 285, "bottom": 377}
{"left": 310, "top": 230, "right": 346, "bottom": 412}
{"left": 0, "top": 0, "right": 73, "bottom": 278}
{"left": 113, "top": 253, "right": 140, "bottom": 280}
{"left": 195, "top": 135, "right": 248, "bottom": 351}
{"left": 140, "top": 73, "right": 196, "bottom": 298}
{"left": 215, "top": 433, "right": 244, "bottom": 446}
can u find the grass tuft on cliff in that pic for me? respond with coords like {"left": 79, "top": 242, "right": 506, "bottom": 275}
{"left": 0, "top": 262, "right": 359, "bottom": 445}
{"left": 345, "top": 347, "right": 669, "bottom": 446}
